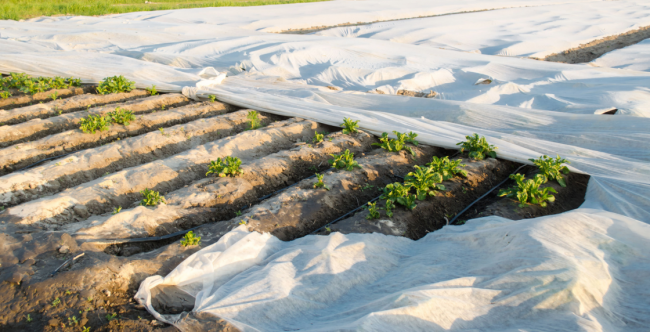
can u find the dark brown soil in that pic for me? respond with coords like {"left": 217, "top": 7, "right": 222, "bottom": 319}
{"left": 461, "top": 169, "right": 590, "bottom": 221}
{"left": 329, "top": 157, "right": 516, "bottom": 238}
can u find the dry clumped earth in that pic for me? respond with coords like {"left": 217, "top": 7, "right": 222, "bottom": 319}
{"left": 0, "top": 85, "right": 588, "bottom": 331}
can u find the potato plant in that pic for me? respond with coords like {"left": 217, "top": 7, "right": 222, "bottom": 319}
{"left": 329, "top": 149, "right": 361, "bottom": 171}
{"left": 106, "top": 107, "right": 136, "bottom": 125}
{"left": 312, "top": 173, "right": 330, "bottom": 190}
{"left": 498, "top": 174, "right": 557, "bottom": 207}
{"left": 404, "top": 165, "right": 446, "bottom": 201}
{"left": 0, "top": 91, "right": 11, "bottom": 99}
{"left": 79, "top": 114, "right": 110, "bottom": 134}
{"left": 246, "top": 110, "right": 262, "bottom": 130}
{"left": 366, "top": 201, "right": 380, "bottom": 220}
{"left": 206, "top": 156, "right": 244, "bottom": 177}
{"left": 530, "top": 155, "right": 570, "bottom": 187}
{"left": 373, "top": 131, "right": 419, "bottom": 156}
{"left": 427, "top": 156, "right": 467, "bottom": 180}
{"left": 341, "top": 117, "right": 359, "bottom": 134}
{"left": 146, "top": 85, "right": 158, "bottom": 96}
{"left": 1, "top": 72, "right": 81, "bottom": 93}
{"left": 312, "top": 131, "right": 325, "bottom": 144}
{"left": 381, "top": 182, "right": 417, "bottom": 210}
{"left": 140, "top": 188, "right": 166, "bottom": 206}
{"left": 209, "top": 95, "right": 217, "bottom": 102}
{"left": 457, "top": 134, "right": 497, "bottom": 160}
{"left": 96, "top": 75, "right": 136, "bottom": 95}
{"left": 181, "top": 231, "right": 201, "bottom": 247}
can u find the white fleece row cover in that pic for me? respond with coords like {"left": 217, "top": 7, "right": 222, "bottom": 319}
{"left": 1, "top": 0, "right": 650, "bottom": 330}
{"left": 591, "top": 38, "right": 650, "bottom": 72}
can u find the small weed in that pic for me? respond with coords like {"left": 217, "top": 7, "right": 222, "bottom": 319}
{"left": 312, "top": 131, "right": 324, "bottom": 144}
{"left": 246, "top": 110, "right": 262, "bottom": 130}
{"left": 498, "top": 174, "right": 557, "bottom": 207}
{"left": 366, "top": 201, "right": 380, "bottom": 220}
{"left": 329, "top": 149, "right": 361, "bottom": 171}
{"left": 26, "top": 314, "right": 32, "bottom": 323}
{"left": 530, "top": 155, "right": 570, "bottom": 187}
{"left": 68, "top": 316, "right": 79, "bottom": 326}
{"left": 456, "top": 220, "right": 467, "bottom": 225}
{"left": 106, "top": 107, "right": 135, "bottom": 125}
{"left": 239, "top": 220, "right": 247, "bottom": 225}
{"left": 51, "top": 297, "right": 61, "bottom": 307}
{"left": 208, "top": 95, "right": 217, "bottom": 102}
{"left": 96, "top": 75, "right": 135, "bottom": 95}
{"left": 427, "top": 156, "right": 467, "bottom": 180}
{"left": 112, "top": 206, "right": 121, "bottom": 215}
{"left": 65, "top": 290, "right": 71, "bottom": 295}
{"left": 50, "top": 91, "right": 59, "bottom": 101}
{"left": 340, "top": 117, "right": 359, "bottom": 134}
{"left": 404, "top": 165, "right": 446, "bottom": 201}
{"left": 105, "top": 313, "right": 118, "bottom": 322}
{"left": 82, "top": 327, "right": 91, "bottom": 332}
{"left": 206, "top": 156, "right": 244, "bottom": 177}
{"left": 87, "top": 297, "right": 93, "bottom": 302}
{"left": 55, "top": 162, "right": 61, "bottom": 166}
{"left": 181, "top": 231, "right": 201, "bottom": 247}
{"left": 235, "top": 210, "right": 242, "bottom": 216}
{"left": 58, "top": 109, "right": 62, "bottom": 115}
{"left": 361, "top": 183, "right": 375, "bottom": 191}
{"left": 161, "top": 104, "right": 166, "bottom": 111}
{"left": 146, "top": 85, "right": 158, "bottom": 96}
{"left": 325, "top": 226, "right": 331, "bottom": 232}
{"left": 0, "top": 90, "right": 11, "bottom": 99}
{"left": 79, "top": 114, "right": 110, "bottom": 134}
{"left": 457, "top": 134, "right": 497, "bottom": 160}
{"left": 313, "top": 173, "right": 330, "bottom": 190}
{"left": 140, "top": 188, "right": 165, "bottom": 206}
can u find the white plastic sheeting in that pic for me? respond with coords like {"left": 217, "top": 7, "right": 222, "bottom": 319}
{"left": 315, "top": 0, "right": 650, "bottom": 58}
{"left": 136, "top": 211, "right": 650, "bottom": 331}
{"left": 2, "top": 0, "right": 650, "bottom": 330}
{"left": 591, "top": 38, "right": 650, "bottom": 72}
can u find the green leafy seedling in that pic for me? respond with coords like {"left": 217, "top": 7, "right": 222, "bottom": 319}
{"left": 51, "top": 297, "right": 61, "bottom": 307}
{"left": 26, "top": 314, "right": 32, "bottom": 323}
{"left": 208, "top": 95, "right": 217, "bottom": 102}
{"left": 235, "top": 210, "right": 242, "bottom": 216}
{"left": 106, "top": 107, "right": 135, "bottom": 125}
{"left": 112, "top": 206, "right": 121, "bottom": 215}
{"left": 140, "top": 188, "right": 165, "bottom": 206}
{"left": 181, "top": 231, "right": 201, "bottom": 247}
{"left": 329, "top": 149, "right": 361, "bottom": 171}
{"left": 381, "top": 182, "right": 417, "bottom": 210}
{"left": 146, "top": 85, "right": 158, "bottom": 96}
{"left": 530, "top": 155, "right": 570, "bottom": 187}
{"left": 372, "top": 131, "right": 417, "bottom": 156}
{"left": 341, "top": 117, "right": 359, "bottom": 134}
{"left": 427, "top": 156, "right": 468, "bottom": 180}
{"left": 498, "top": 174, "right": 557, "bottom": 207}
{"left": 96, "top": 75, "right": 135, "bottom": 95}
{"left": 313, "top": 173, "right": 330, "bottom": 190}
{"left": 312, "top": 131, "right": 325, "bottom": 144}
{"left": 79, "top": 114, "right": 110, "bottom": 134}
{"left": 385, "top": 200, "right": 395, "bottom": 217}
{"left": 82, "top": 327, "right": 91, "bottom": 332}
{"left": 457, "top": 134, "right": 497, "bottom": 160}
{"left": 246, "top": 110, "right": 262, "bottom": 130}
{"left": 106, "top": 313, "right": 118, "bottom": 322}
{"left": 206, "top": 156, "right": 244, "bottom": 177}
{"left": 404, "top": 165, "right": 446, "bottom": 201}
{"left": 50, "top": 91, "right": 59, "bottom": 101}
{"left": 366, "top": 201, "right": 380, "bottom": 220}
